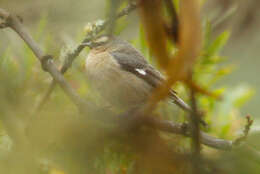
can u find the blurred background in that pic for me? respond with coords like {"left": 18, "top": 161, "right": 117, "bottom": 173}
{"left": 0, "top": 0, "right": 260, "bottom": 174}
{"left": 1, "top": 0, "right": 259, "bottom": 119}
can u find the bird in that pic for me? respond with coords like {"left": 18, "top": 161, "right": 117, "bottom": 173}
{"left": 84, "top": 35, "right": 192, "bottom": 113}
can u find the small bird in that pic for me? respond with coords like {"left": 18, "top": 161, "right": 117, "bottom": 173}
{"left": 85, "top": 36, "right": 191, "bottom": 113}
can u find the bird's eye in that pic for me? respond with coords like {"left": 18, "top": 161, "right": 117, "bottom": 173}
{"left": 94, "top": 36, "right": 109, "bottom": 44}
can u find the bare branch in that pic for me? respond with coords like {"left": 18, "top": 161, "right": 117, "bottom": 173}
{"left": 0, "top": 8, "right": 93, "bottom": 114}
{"left": 123, "top": 115, "right": 233, "bottom": 151}
{"left": 233, "top": 115, "right": 254, "bottom": 145}
{"left": 189, "top": 81, "right": 202, "bottom": 174}
{"left": 61, "top": 1, "right": 137, "bottom": 74}
{"left": 164, "top": 0, "right": 179, "bottom": 42}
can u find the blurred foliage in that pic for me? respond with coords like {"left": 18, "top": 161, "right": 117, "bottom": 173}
{"left": 0, "top": 0, "right": 259, "bottom": 174}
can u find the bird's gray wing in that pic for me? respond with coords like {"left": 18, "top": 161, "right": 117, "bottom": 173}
{"left": 110, "top": 49, "right": 163, "bottom": 88}
{"left": 110, "top": 49, "right": 192, "bottom": 112}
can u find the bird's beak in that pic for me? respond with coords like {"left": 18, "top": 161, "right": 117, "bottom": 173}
{"left": 81, "top": 41, "right": 93, "bottom": 48}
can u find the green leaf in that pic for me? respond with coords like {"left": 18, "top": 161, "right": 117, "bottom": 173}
{"left": 173, "top": 0, "right": 179, "bottom": 12}
{"left": 35, "top": 14, "right": 48, "bottom": 41}
{"left": 114, "top": 17, "right": 128, "bottom": 35}
{"left": 233, "top": 86, "right": 255, "bottom": 108}
{"left": 207, "top": 31, "right": 230, "bottom": 57}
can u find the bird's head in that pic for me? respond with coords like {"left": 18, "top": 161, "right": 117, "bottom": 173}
{"left": 83, "top": 35, "right": 112, "bottom": 49}
{"left": 84, "top": 35, "right": 129, "bottom": 51}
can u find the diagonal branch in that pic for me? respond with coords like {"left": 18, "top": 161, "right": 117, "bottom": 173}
{"left": 61, "top": 1, "right": 137, "bottom": 75}
{"left": 0, "top": 9, "right": 97, "bottom": 115}
{"left": 142, "top": 117, "right": 233, "bottom": 150}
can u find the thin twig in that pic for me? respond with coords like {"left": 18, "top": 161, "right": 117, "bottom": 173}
{"left": 107, "top": 0, "right": 121, "bottom": 35}
{"left": 189, "top": 76, "right": 202, "bottom": 174}
{"left": 61, "top": 1, "right": 137, "bottom": 74}
{"left": 164, "top": 0, "right": 179, "bottom": 42}
{"left": 233, "top": 115, "right": 254, "bottom": 145}
{"left": 190, "top": 87, "right": 201, "bottom": 155}
{"left": 128, "top": 115, "right": 234, "bottom": 150}
{"left": 0, "top": 9, "right": 94, "bottom": 114}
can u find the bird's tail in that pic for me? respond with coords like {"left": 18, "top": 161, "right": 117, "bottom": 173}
{"left": 169, "top": 90, "right": 208, "bottom": 126}
{"left": 169, "top": 90, "right": 192, "bottom": 113}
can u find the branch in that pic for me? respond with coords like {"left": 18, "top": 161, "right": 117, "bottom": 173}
{"left": 189, "top": 81, "right": 202, "bottom": 174}
{"left": 144, "top": 117, "right": 233, "bottom": 150}
{"left": 0, "top": 7, "right": 254, "bottom": 153}
{"left": 0, "top": 9, "right": 96, "bottom": 115}
{"left": 233, "top": 115, "right": 253, "bottom": 145}
{"left": 61, "top": 1, "right": 137, "bottom": 74}
{"left": 114, "top": 108, "right": 233, "bottom": 151}
{"left": 35, "top": 2, "right": 137, "bottom": 112}
{"left": 164, "top": 0, "right": 179, "bottom": 42}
